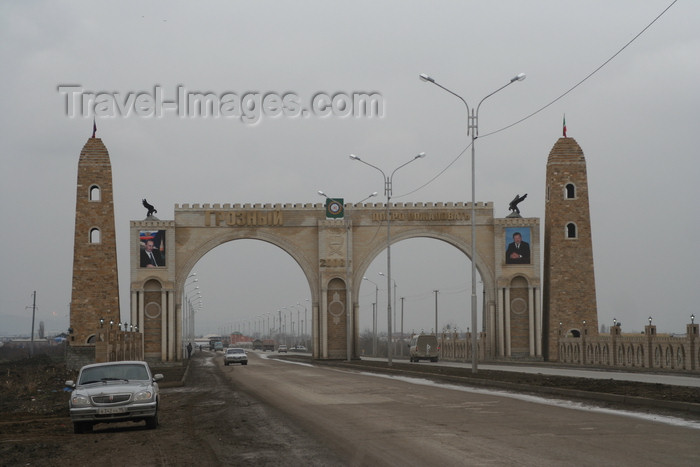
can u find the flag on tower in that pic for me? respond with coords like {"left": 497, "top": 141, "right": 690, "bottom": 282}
{"left": 562, "top": 114, "right": 567, "bottom": 138}
{"left": 92, "top": 118, "right": 97, "bottom": 138}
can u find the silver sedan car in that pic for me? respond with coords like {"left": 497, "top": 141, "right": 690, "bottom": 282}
{"left": 224, "top": 347, "right": 249, "bottom": 365}
{"left": 65, "top": 361, "right": 163, "bottom": 433}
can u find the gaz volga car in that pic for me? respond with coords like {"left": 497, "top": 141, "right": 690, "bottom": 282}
{"left": 224, "top": 347, "right": 248, "bottom": 365}
{"left": 65, "top": 361, "right": 164, "bottom": 434}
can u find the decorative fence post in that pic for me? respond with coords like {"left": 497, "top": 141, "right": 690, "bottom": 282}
{"left": 688, "top": 315, "right": 698, "bottom": 371}
{"left": 645, "top": 318, "right": 656, "bottom": 369}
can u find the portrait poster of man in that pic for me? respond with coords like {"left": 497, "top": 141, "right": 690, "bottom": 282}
{"left": 505, "top": 227, "right": 531, "bottom": 264}
{"left": 140, "top": 230, "right": 166, "bottom": 268}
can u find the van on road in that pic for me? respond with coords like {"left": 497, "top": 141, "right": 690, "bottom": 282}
{"left": 408, "top": 334, "right": 439, "bottom": 362}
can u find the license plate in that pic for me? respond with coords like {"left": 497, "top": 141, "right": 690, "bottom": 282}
{"left": 97, "top": 407, "right": 127, "bottom": 415}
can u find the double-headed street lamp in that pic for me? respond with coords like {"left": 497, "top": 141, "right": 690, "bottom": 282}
{"left": 352, "top": 152, "right": 426, "bottom": 367}
{"left": 420, "top": 72, "right": 525, "bottom": 373}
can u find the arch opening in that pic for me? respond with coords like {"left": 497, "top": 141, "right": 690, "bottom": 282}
{"left": 183, "top": 239, "right": 313, "bottom": 350}
{"left": 355, "top": 237, "right": 485, "bottom": 359}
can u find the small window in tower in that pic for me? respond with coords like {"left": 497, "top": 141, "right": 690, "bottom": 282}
{"left": 89, "top": 227, "right": 101, "bottom": 244}
{"left": 566, "top": 223, "right": 577, "bottom": 239}
{"left": 546, "top": 185, "right": 550, "bottom": 202}
{"left": 565, "top": 183, "right": 576, "bottom": 199}
{"left": 89, "top": 185, "right": 101, "bottom": 201}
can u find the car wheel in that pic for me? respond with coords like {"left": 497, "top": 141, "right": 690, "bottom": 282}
{"left": 225, "top": 362, "right": 228, "bottom": 366}
{"left": 74, "top": 422, "right": 92, "bottom": 434}
{"left": 243, "top": 361, "right": 247, "bottom": 365}
{"left": 145, "top": 410, "right": 159, "bottom": 429}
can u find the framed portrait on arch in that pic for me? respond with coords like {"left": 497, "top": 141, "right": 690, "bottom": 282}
{"left": 140, "top": 230, "right": 166, "bottom": 268}
{"left": 505, "top": 227, "right": 530, "bottom": 265}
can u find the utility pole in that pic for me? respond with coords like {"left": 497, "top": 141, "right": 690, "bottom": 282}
{"left": 29, "top": 291, "right": 37, "bottom": 357}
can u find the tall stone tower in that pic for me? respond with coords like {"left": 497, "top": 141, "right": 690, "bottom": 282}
{"left": 69, "top": 137, "right": 120, "bottom": 347}
{"left": 542, "top": 137, "right": 598, "bottom": 361}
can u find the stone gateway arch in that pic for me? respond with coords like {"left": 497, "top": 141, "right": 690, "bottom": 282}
{"left": 130, "top": 201, "right": 542, "bottom": 362}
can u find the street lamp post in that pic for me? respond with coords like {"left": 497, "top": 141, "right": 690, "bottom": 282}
{"left": 294, "top": 304, "right": 301, "bottom": 340}
{"left": 304, "top": 299, "right": 309, "bottom": 348}
{"left": 378, "top": 272, "right": 397, "bottom": 330}
{"left": 400, "top": 296, "right": 405, "bottom": 356}
{"left": 420, "top": 72, "right": 525, "bottom": 373}
{"left": 379, "top": 272, "right": 397, "bottom": 356}
{"left": 277, "top": 309, "right": 282, "bottom": 341}
{"left": 434, "top": 289, "right": 439, "bottom": 336}
{"left": 282, "top": 306, "right": 289, "bottom": 346}
{"left": 352, "top": 152, "right": 426, "bottom": 366}
{"left": 363, "top": 276, "right": 379, "bottom": 357}
{"left": 184, "top": 274, "right": 199, "bottom": 349}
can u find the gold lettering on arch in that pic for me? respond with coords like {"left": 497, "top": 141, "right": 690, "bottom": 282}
{"left": 369, "top": 210, "right": 469, "bottom": 223}
{"left": 202, "top": 210, "right": 284, "bottom": 227}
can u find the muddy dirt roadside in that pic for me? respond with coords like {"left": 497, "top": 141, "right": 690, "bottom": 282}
{"left": 0, "top": 351, "right": 341, "bottom": 466}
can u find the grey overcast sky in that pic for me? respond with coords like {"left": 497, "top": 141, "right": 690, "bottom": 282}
{"left": 1, "top": 1, "right": 698, "bottom": 338}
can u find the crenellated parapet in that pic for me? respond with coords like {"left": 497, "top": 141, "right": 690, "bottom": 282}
{"left": 173, "top": 201, "right": 491, "bottom": 210}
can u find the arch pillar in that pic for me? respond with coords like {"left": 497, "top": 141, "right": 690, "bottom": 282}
{"left": 161, "top": 289, "right": 167, "bottom": 360}
{"left": 496, "top": 288, "right": 505, "bottom": 357}
{"left": 528, "top": 286, "right": 535, "bottom": 356}
{"left": 504, "top": 286, "right": 512, "bottom": 357}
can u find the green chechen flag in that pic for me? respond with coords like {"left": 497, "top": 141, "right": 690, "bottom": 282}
{"left": 325, "top": 198, "right": 344, "bottom": 219}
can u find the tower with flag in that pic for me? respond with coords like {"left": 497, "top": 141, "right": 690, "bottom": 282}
{"left": 68, "top": 135, "right": 120, "bottom": 365}
{"left": 542, "top": 135, "right": 598, "bottom": 361}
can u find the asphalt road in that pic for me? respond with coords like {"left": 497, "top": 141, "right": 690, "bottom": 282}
{"left": 231, "top": 351, "right": 700, "bottom": 466}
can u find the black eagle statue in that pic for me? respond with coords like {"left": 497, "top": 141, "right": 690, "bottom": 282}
{"left": 142, "top": 199, "right": 157, "bottom": 217}
{"left": 508, "top": 193, "right": 527, "bottom": 216}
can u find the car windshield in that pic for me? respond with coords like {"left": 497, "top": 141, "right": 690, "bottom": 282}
{"left": 228, "top": 348, "right": 244, "bottom": 354}
{"left": 79, "top": 364, "right": 149, "bottom": 384}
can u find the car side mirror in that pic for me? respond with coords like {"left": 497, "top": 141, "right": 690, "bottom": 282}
{"left": 153, "top": 374, "right": 164, "bottom": 382}
{"left": 65, "top": 380, "right": 75, "bottom": 388}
